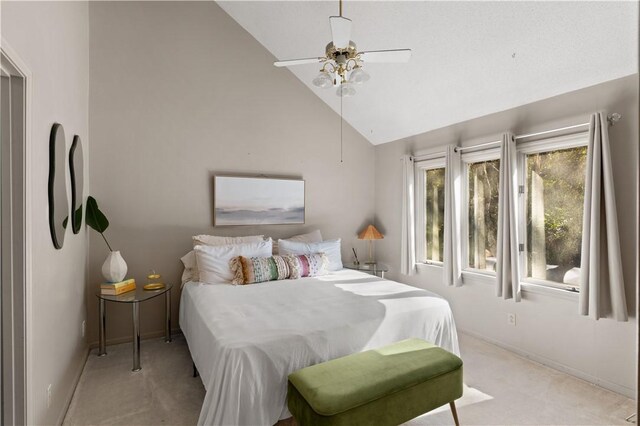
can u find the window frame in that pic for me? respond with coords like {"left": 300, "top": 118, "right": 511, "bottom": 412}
{"left": 415, "top": 157, "right": 446, "bottom": 266}
{"left": 461, "top": 147, "right": 501, "bottom": 276}
{"left": 516, "top": 131, "right": 589, "bottom": 292}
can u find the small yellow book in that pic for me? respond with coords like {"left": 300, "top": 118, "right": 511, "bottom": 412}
{"left": 100, "top": 278, "right": 135, "bottom": 289}
{"left": 101, "top": 281, "right": 136, "bottom": 295}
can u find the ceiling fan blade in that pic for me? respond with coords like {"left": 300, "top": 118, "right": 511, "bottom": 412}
{"left": 330, "top": 16, "right": 352, "bottom": 49}
{"left": 274, "top": 57, "right": 324, "bottom": 67}
{"left": 359, "top": 49, "right": 412, "bottom": 63}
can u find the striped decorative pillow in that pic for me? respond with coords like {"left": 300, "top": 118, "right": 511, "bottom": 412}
{"left": 285, "top": 253, "right": 329, "bottom": 279}
{"left": 230, "top": 255, "right": 290, "bottom": 285}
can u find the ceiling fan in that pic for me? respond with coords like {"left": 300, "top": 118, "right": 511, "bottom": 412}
{"left": 274, "top": 0, "right": 412, "bottom": 97}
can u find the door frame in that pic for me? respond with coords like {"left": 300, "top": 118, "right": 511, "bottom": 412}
{"left": 1, "top": 39, "right": 32, "bottom": 426}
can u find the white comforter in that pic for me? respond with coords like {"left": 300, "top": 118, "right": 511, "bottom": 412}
{"left": 179, "top": 269, "right": 459, "bottom": 426}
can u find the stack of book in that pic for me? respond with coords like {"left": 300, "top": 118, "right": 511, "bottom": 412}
{"left": 101, "top": 278, "right": 136, "bottom": 295}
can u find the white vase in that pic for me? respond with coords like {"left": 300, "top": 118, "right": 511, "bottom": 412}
{"left": 102, "top": 251, "right": 127, "bottom": 283}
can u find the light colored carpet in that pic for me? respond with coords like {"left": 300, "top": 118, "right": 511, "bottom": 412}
{"left": 64, "top": 332, "right": 635, "bottom": 425}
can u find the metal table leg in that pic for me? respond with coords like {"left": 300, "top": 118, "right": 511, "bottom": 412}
{"left": 132, "top": 301, "right": 141, "bottom": 371}
{"left": 98, "top": 298, "right": 106, "bottom": 356}
{"left": 165, "top": 289, "right": 172, "bottom": 343}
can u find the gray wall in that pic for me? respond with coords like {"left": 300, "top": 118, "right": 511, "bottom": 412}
{"left": 1, "top": 2, "right": 90, "bottom": 424}
{"left": 374, "top": 74, "right": 639, "bottom": 396}
{"left": 87, "top": 2, "right": 375, "bottom": 345}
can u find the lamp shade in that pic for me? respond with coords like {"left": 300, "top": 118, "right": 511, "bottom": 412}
{"left": 358, "top": 224, "right": 383, "bottom": 240}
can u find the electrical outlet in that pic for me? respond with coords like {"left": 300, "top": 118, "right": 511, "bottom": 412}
{"left": 507, "top": 313, "right": 516, "bottom": 326}
{"left": 81, "top": 320, "right": 86, "bottom": 338}
{"left": 47, "top": 384, "right": 52, "bottom": 408}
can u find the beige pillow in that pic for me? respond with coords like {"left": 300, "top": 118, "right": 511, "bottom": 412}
{"left": 180, "top": 250, "right": 198, "bottom": 286}
{"left": 273, "top": 229, "right": 323, "bottom": 255}
{"left": 192, "top": 234, "right": 264, "bottom": 247}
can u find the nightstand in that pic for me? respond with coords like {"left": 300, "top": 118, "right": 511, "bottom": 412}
{"left": 343, "top": 263, "right": 389, "bottom": 278}
{"left": 96, "top": 284, "right": 172, "bottom": 371}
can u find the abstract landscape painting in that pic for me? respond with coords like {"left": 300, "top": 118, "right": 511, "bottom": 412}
{"left": 214, "top": 176, "right": 305, "bottom": 225}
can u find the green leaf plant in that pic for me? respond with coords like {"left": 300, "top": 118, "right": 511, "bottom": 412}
{"left": 85, "top": 196, "right": 113, "bottom": 251}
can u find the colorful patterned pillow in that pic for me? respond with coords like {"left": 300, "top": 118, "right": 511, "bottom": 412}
{"left": 285, "top": 253, "right": 329, "bottom": 279}
{"left": 230, "top": 255, "right": 291, "bottom": 285}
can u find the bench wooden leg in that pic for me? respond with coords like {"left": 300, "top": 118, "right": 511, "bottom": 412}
{"left": 450, "top": 401, "right": 460, "bottom": 426}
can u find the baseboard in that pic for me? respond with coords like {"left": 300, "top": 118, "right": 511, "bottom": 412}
{"left": 87, "top": 327, "right": 182, "bottom": 349}
{"left": 57, "top": 345, "right": 90, "bottom": 425}
{"left": 458, "top": 329, "right": 636, "bottom": 398}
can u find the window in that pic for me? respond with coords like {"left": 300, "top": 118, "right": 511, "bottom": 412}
{"left": 518, "top": 134, "right": 588, "bottom": 289}
{"left": 463, "top": 151, "right": 500, "bottom": 273}
{"left": 415, "top": 159, "right": 445, "bottom": 264}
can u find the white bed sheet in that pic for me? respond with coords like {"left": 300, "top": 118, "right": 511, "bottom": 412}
{"left": 179, "top": 269, "right": 459, "bottom": 426}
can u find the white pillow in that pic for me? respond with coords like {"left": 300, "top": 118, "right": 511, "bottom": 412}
{"left": 273, "top": 229, "right": 323, "bottom": 254}
{"left": 192, "top": 234, "right": 264, "bottom": 247}
{"left": 278, "top": 238, "right": 343, "bottom": 271}
{"left": 194, "top": 240, "right": 273, "bottom": 284}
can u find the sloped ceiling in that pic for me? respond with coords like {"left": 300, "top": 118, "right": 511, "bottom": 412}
{"left": 217, "top": 1, "right": 638, "bottom": 145}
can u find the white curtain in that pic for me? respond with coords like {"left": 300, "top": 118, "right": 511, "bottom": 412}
{"left": 400, "top": 155, "right": 416, "bottom": 275}
{"left": 444, "top": 146, "right": 463, "bottom": 286}
{"left": 496, "top": 132, "right": 521, "bottom": 301}
{"left": 579, "top": 112, "right": 627, "bottom": 321}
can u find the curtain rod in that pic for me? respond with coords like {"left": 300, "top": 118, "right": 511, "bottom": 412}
{"left": 454, "top": 113, "right": 622, "bottom": 153}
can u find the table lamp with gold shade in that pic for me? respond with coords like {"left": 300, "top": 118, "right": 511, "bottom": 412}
{"left": 358, "top": 224, "right": 384, "bottom": 264}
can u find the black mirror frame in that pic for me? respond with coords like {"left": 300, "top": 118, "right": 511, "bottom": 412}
{"left": 48, "top": 122, "right": 66, "bottom": 249}
{"left": 69, "top": 135, "right": 83, "bottom": 234}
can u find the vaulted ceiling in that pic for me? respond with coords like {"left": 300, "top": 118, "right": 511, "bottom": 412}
{"left": 218, "top": 1, "right": 638, "bottom": 145}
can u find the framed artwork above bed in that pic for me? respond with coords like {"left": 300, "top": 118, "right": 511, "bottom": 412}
{"left": 213, "top": 176, "right": 305, "bottom": 226}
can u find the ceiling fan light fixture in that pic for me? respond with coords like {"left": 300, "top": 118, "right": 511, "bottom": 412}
{"left": 349, "top": 66, "right": 370, "bottom": 85}
{"left": 312, "top": 71, "right": 333, "bottom": 89}
{"left": 336, "top": 83, "right": 356, "bottom": 97}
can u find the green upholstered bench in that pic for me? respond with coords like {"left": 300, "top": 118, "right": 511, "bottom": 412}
{"left": 287, "top": 339, "right": 463, "bottom": 426}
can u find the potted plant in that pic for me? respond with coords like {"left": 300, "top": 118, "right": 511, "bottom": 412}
{"left": 86, "top": 196, "right": 127, "bottom": 283}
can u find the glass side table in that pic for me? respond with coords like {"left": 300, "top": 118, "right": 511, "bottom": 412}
{"left": 96, "top": 284, "right": 172, "bottom": 372}
{"left": 343, "top": 263, "right": 389, "bottom": 278}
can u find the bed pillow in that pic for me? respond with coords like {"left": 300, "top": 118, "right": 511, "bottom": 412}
{"left": 273, "top": 229, "right": 323, "bottom": 254}
{"left": 285, "top": 253, "right": 329, "bottom": 279}
{"left": 192, "top": 234, "right": 264, "bottom": 247}
{"left": 180, "top": 250, "right": 198, "bottom": 286}
{"left": 230, "top": 255, "right": 291, "bottom": 285}
{"left": 194, "top": 239, "right": 273, "bottom": 284}
{"left": 278, "top": 239, "right": 343, "bottom": 271}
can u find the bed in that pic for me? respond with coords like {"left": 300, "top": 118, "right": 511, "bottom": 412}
{"left": 179, "top": 269, "right": 459, "bottom": 426}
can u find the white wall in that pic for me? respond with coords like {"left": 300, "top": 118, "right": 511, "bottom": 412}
{"left": 375, "top": 74, "right": 638, "bottom": 397}
{"left": 87, "top": 2, "right": 375, "bottom": 344}
{"left": 1, "top": 2, "right": 90, "bottom": 424}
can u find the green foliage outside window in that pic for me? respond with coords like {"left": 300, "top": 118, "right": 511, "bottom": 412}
{"left": 468, "top": 159, "right": 500, "bottom": 271}
{"left": 526, "top": 146, "right": 587, "bottom": 285}
{"left": 425, "top": 168, "right": 445, "bottom": 262}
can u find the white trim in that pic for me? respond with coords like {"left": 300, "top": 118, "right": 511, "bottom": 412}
{"left": 516, "top": 131, "right": 589, "bottom": 155}
{"left": 458, "top": 329, "right": 634, "bottom": 398}
{"left": 1, "top": 39, "right": 33, "bottom": 426}
{"left": 520, "top": 281, "right": 579, "bottom": 302}
{"left": 461, "top": 269, "right": 495, "bottom": 286}
{"left": 415, "top": 158, "right": 446, "bottom": 263}
{"left": 461, "top": 149, "right": 501, "bottom": 272}
{"left": 460, "top": 147, "right": 500, "bottom": 163}
{"left": 516, "top": 131, "right": 589, "bottom": 292}
{"left": 56, "top": 347, "right": 89, "bottom": 425}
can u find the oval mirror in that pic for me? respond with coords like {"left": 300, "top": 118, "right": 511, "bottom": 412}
{"left": 48, "top": 123, "right": 68, "bottom": 249}
{"left": 69, "top": 135, "right": 84, "bottom": 234}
